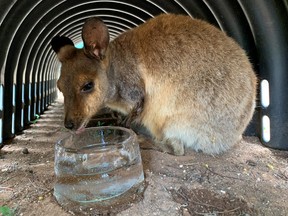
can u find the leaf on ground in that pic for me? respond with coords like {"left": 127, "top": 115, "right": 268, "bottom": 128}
{"left": 0, "top": 206, "right": 13, "bottom": 216}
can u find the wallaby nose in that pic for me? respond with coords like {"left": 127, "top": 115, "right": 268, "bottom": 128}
{"left": 64, "top": 120, "right": 74, "bottom": 130}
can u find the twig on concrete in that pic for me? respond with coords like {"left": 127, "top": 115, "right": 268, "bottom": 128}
{"left": 205, "top": 166, "right": 243, "bottom": 181}
{"left": 194, "top": 207, "right": 240, "bottom": 215}
{"left": 28, "top": 178, "right": 51, "bottom": 192}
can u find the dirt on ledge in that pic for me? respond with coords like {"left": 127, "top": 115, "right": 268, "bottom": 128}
{"left": 1, "top": 100, "right": 288, "bottom": 216}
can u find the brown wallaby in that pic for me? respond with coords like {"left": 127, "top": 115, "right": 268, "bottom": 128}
{"left": 51, "top": 14, "right": 257, "bottom": 155}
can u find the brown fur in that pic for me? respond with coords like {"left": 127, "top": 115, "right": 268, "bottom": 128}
{"left": 52, "top": 14, "right": 257, "bottom": 155}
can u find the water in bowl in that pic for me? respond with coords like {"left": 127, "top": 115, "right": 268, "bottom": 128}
{"left": 54, "top": 126, "right": 144, "bottom": 207}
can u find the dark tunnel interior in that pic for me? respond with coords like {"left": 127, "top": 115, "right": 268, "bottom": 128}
{"left": 0, "top": 0, "right": 288, "bottom": 150}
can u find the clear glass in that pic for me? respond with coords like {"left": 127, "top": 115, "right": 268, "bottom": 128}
{"left": 54, "top": 126, "right": 144, "bottom": 208}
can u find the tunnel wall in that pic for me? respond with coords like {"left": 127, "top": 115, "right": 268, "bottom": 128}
{"left": 0, "top": 0, "right": 287, "bottom": 150}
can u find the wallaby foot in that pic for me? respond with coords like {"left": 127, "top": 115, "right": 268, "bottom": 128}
{"left": 154, "top": 138, "right": 185, "bottom": 156}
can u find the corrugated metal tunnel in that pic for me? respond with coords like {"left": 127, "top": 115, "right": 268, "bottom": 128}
{"left": 1, "top": 0, "right": 288, "bottom": 150}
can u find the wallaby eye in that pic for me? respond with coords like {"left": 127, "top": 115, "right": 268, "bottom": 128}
{"left": 81, "top": 81, "right": 94, "bottom": 93}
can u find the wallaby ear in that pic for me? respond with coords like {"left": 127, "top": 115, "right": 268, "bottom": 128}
{"left": 50, "top": 36, "right": 76, "bottom": 62}
{"left": 82, "top": 17, "right": 109, "bottom": 60}
{"left": 51, "top": 36, "right": 74, "bottom": 53}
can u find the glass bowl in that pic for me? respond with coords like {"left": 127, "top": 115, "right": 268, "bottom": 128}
{"left": 53, "top": 126, "right": 144, "bottom": 209}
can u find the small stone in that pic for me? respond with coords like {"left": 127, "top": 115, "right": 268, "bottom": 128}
{"left": 182, "top": 208, "right": 191, "bottom": 216}
{"left": 1, "top": 168, "right": 8, "bottom": 172}
{"left": 246, "top": 160, "right": 257, "bottom": 166}
{"left": 22, "top": 148, "right": 29, "bottom": 154}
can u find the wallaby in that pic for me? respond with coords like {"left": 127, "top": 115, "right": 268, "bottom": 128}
{"left": 51, "top": 14, "right": 257, "bottom": 155}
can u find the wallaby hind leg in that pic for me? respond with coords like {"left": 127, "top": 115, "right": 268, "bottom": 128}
{"left": 137, "top": 134, "right": 185, "bottom": 156}
{"left": 153, "top": 138, "right": 185, "bottom": 156}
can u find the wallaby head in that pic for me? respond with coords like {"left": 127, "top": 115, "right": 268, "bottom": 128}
{"left": 51, "top": 18, "right": 110, "bottom": 131}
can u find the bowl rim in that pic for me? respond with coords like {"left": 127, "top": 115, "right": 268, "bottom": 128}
{"left": 56, "top": 126, "right": 137, "bottom": 152}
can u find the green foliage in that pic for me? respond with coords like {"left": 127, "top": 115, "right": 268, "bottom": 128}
{"left": 30, "top": 114, "right": 40, "bottom": 124}
{"left": 97, "top": 120, "right": 105, "bottom": 126}
{"left": 0, "top": 206, "right": 14, "bottom": 216}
